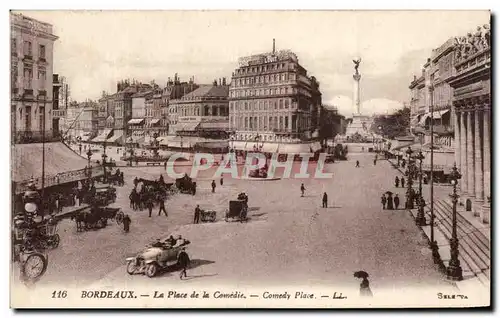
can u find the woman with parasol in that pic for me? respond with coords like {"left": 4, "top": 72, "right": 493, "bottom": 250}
{"left": 354, "top": 271, "right": 373, "bottom": 297}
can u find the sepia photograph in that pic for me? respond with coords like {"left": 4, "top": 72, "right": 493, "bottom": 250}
{"left": 9, "top": 9, "right": 491, "bottom": 308}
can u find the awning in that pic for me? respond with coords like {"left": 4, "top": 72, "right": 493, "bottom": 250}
{"left": 432, "top": 109, "right": 450, "bottom": 119}
{"left": 128, "top": 118, "right": 145, "bottom": 125}
{"left": 195, "top": 140, "right": 229, "bottom": 149}
{"left": 310, "top": 141, "right": 322, "bottom": 153}
{"left": 91, "top": 129, "right": 113, "bottom": 143}
{"left": 278, "top": 143, "right": 313, "bottom": 154}
{"left": 422, "top": 151, "right": 455, "bottom": 174}
{"left": 150, "top": 118, "right": 161, "bottom": 126}
{"left": 198, "top": 121, "right": 229, "bottom": 131}
{"left": 261, "top": 143, "right": 280, "bottom": 153}
{"left": 419, "top": 113, "right": 431, "bottom": 125}
{"left": 80, "top": 134, "right": 93, "bottom": 142}
{"left": 126, "top": 135, "right": 144, "bottom": 143}
{"left": 159, "top": 136, "right": 175, "bottom": 146}
{"left": 106, "top": 131, "right": 123, "bottom": 143}
{"left": 232, "top": 141, "right": 247, "bottom": 150}
{"left": 174, "top": 122, "right": 200, "bottom": 132}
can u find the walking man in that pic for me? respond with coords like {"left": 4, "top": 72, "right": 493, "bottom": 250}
{"left": 401, "top": 177, "right": 405, "bottom": 188}
{"left": 194, "top": 205, "right": 201, "bottom": 224}
{"left": 178, "top": 248, "right": 190, "bottom": 280}
{"left": 394, "top": 194, "right": 400, "bottom": 210}
{"left": 301, "top": 183, "right": 306, "bottom": 197}
{"left": 158, "top": 198, "right": 168, "bottom": 217}
{"left": 322, "top": 192, "right": 328, "bottom": 208}
{"left": 356, "top": 160, "right": 360, "bottom": 168}
{"left": 220, "top": 177, "right": 223, "bottom": 186}
{"left": 147, "top": 198, "right": 154, "bottom": 217}
{"left": 123, "top": 214, "right": 131, "bottom": 233}
{"left": 381, "top": 194, "right": 387, "bottom": 209}
{"left": 211, "top": 180, "right": 216, "bottom": 193}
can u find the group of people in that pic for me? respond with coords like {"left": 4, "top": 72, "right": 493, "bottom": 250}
{"left": 394, "top": 176, "right": 405, "bottom": 188}
{"left": 380, "top": 192, "right": 400, "bottom": 210}
{"left": 300, "top": 183, "right": 330, "bottom": 208}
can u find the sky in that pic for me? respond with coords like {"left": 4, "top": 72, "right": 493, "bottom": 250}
{"left": 16, "top": 10, "right": 490, "bottom": 116}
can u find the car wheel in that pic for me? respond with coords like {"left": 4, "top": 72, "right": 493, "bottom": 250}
{"left": 146, "top": 263, "right": 158, "bottom": 278}
{"left": 126, "top": 261, "right": 137, "bottom": 275}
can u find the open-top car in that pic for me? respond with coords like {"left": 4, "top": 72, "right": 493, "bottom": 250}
{"left": 126, "top": 236, "right": 190, "bottom": 278}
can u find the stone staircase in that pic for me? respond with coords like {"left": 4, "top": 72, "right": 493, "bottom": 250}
{"left": 430, "top": 199, "right": 490, "bottom": 286}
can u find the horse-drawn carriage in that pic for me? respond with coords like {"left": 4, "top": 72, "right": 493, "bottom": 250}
{"left": 175, "top": 174, "right": 196, "bottom": 195}
{"left": 94, "top": 186, "right": 117, "bottom": 206}
{"left": 72, "top": 205, "right": 124, "bottom": 231}
{"left": 225, "top": 193, "right": 248, "bottom": 222}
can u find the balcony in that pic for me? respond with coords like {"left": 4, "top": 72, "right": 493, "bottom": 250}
{"left": 38, "top": 57, "right": 47, "bottom": 63}
{"left": 13, "top": 130, "right": 62, "bottom": 144}
{"left": 11, "top": 87, "right": 19, "bottom": 95}
{"left": 23, "top": 89, "right": 34, "bottom": 98}
{"left": 23, "top": 55, "right": 33, "bottom": 62}
{"left": 37, "top": 90, "right": 47, "bottom": 99}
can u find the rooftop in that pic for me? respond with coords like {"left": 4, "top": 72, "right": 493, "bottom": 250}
{"left": 181, "top": 85, "right": 229, "bottom": 100}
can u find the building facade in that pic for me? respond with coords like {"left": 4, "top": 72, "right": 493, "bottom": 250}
{"left": 11, "top": 12, "right": 59, "bottom": 143}
{"left": 447, "top": 23, "right": 491, "bottom": 224}
{"left": 228, "top": 45, "right": 322, "bottom": 153}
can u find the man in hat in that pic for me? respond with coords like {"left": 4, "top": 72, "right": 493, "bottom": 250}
{"left": 211, "top": 180, "right": 216, "bottom": 193}
{"left": 322, "top": 192, "right": 328, "bottom": 208}
{"left": 123, "top": 214, "right": 131, "bottom": 233}
{"left": 394, "top": 194, "right": 400, "bottom": 210}
{"left": 194, "top": 205, "right": 201, "bottom": 224}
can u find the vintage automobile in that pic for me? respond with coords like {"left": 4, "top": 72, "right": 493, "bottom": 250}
{"left": 126, "top": 237, "right": 191, "bottom": 278}
{"left": 225, "top": 193, "right": 249, "bottom": 222}
{"left": 175, "top": 174, "right": 196, "bottom": 194}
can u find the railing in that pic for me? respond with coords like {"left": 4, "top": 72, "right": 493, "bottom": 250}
{"left": 14, "top": 165, "right": 104, "bottom": 194}
{"left": 38, "top": 57, "right": 46, "bottom": 63}
{"left": 13, "top": 130, "right": 62, "bottom": 144}
{"left": 23, "top": 55, "right": 33, "bottom": 61}
{"left": 23, "top": 89, "right": 33, "bottom": 97}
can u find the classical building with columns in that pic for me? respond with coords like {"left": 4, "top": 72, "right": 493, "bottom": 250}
{"left": 228, "top": 40, "right": 322, "bottom": 154}
{"left": 446, "top": 24, "right": 491, "bottom": 224}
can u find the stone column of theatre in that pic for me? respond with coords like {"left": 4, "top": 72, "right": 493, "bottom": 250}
{"left": 454, "top": 109, "right": 461, "bottom": 176}
{"left": 460, "top": 111, "right": 468, "bottom": 199}
{"left": 474, "top": 108, "right": 484, "bottom": 217}
{"left": 466, "top": 110, "right": 475, "bottom": 202}
{"left": 482, "top": 106, "right": 491, "bottom": 223}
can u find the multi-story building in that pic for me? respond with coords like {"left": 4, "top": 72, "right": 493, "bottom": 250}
{"left": 52, "top": 74, "right": 64, "bottom": 135}
{"left": 164, "top": 74, "right": 199, "bottom": 133}
{"left": 11, "top": 12, "right": 59, "bottom": 143}
{"left": 164, "top": 80, "right": 229, "bottom": 150}
{"left": 228, "top": 43, "right": 322, "bottom": 154}
{"left": 128, "top": 89, "right": 152, "bottom": 145}
{"left": 409, "top": 38, "right": 456, "bottom": 147}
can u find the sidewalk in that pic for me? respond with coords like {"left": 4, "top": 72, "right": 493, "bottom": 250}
{"left": 385, "top": 157, "right": 490, "bottom": 293}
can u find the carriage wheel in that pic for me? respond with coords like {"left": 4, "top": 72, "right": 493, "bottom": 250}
{"left": 50, "top": 234, "right": 60, "bottom": 248}
{"left": 115, "top": 211, "right": 124, "bottom": 225}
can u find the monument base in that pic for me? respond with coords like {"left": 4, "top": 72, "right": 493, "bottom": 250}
{"left": 345, "top": 114, "right": 373, "bottom": 137}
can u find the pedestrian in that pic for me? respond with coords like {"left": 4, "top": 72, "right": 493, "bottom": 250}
{"left": 394, "top": 194, "right": 400, "bottom": 210}
{"left": 373, "top": 158, "right": 377, "bottom": 165}
{"left": 147, "top": 198, "right": 154, "bottom": 217}
{"left": 158, "top": 198, "right": 167, "bottom": 217}
{"left": 194, "top": 205, "right": 201, "bottom": 224}
{"left": 356, "top": 160, "right": 360, "bottom": 168}
{"left": 178, "top": 248, "right": 190, "bottom": 280}
{"left": 123, "top": 214, "right": 131, "bottom": 233}
{"left": 401, "top": 177, "right": 405, "bottom": 188}
{"left": 394, "top": 176, "right": 399, "bottom": 188}
{"left": 211, "top": 180, "right": 216, "bottom": 193}
{"left": 220, "top": 177, "right": 223, "bottom": 186}
{"left": 300, "top": 183, "right": 306, "bottom": 197}
{"left": 192, "top": 182, "right": 197, "bottom": 196}
{"left": 386, "top": 193, "right": 394, "bottom": 210}
{"left": 322, "top": 192, "right": 328, "bottom": 208}
{"left": 381, "top": 194, "right": 387, "bottom": 209}
{"left": 360, "top": 278, "right": 373, "bottom": 297}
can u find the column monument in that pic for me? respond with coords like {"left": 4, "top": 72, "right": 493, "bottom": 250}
{"left": 344, "top": 58, "right": 373, "bottom": 139}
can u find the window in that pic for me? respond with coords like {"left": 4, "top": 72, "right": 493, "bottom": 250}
{"left": 256, "top": 90, "right": 259, "bottom": 96}
{"left": 23, "top": 41, "right": 32, "bottom": 56}
{"left": 285, "top": 99, "right": 289, "bottom": 108}
{"left": 39, "top": 107, "right": 45, "bottom": 131}
{"left": 274, "top": 101, "right": 278, "bottom": 110}
{"left": 38, "top": 69, "right": 46, "bottom": 82}
{"left": 279, "top": 100, "right": 283, "bottom": 109}
{"left": 23, "top": 68, "right": 33, "bottom": 88}
{"left": 11, "top": 38, "right": 16, "bottom": 55}
{"left": 39, "top": 45, "right": 46, "bottom": 59}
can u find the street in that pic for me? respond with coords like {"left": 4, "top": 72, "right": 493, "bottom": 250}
{"left": 12, "top": 153, "right": 455, "bottom": 295}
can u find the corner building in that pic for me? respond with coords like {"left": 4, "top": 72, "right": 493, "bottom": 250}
{"left": 228, "top": 47, "right": 322, "bottom": 154}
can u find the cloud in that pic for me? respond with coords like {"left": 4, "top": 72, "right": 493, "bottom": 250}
{"left": 325, "top": 95, "right": 404, "bottom": 117}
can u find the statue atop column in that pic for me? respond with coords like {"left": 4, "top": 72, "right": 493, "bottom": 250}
{"left": 353, "top": 58, "right": 362, "bottom": 76}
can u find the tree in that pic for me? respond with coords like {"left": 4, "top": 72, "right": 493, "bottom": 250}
{"left": 371, "top": 107, "right": 410, "bottom": 139}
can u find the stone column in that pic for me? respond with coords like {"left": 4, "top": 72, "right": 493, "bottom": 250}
{"left": 474, "top": 109, "right": 483, "bottom": 217}
{"left": 353, "top": 74, "right": 361, "bottom": 115}
{"left": 288, "top": 113, "right": 292, "bottom": 131}
{"left": 460, "top": 111, "right": 468, "bottom": 196}
{"left": 454, "top": 109, "right": 461, "bottom": 172}
{"left": 466, "top": 110, "right": 475, "bottom": 200}
{"left": 482, "top": 107, "right": 491, "bottom": 223}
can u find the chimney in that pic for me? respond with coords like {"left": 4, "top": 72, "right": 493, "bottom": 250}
{"left": 273, "top": 38, "right": 276, "bottom": 54}
{"left": 413, "top": 75, "right": 417, "bottom": 81}
{"left": 222, "top": 77, "right": 226, "bottom": 86}
{"left": 219, "top": 78, "right": 222, "bottom": 86}
{"left": 213, "top": 79, "right": 217, "bottom": 86}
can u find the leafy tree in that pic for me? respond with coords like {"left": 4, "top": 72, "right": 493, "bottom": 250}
{"left": 371, "top": 107, "right": 410, "bottom": 139}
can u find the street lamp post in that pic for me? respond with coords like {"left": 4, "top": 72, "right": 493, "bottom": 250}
{"left": 415, "top": 150, "right": 426, "bottom": 226}
{"left": 405, "top": 147, "right": 414, "bottom": 209}
{"left": 102, "top": 140, "right": 108, "bottom": 184}
{"left": 447, "top": 163, "right": 463, "bottom": 281}
{"left": 86, "top": 149, "right": 92, "bottom": 183}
